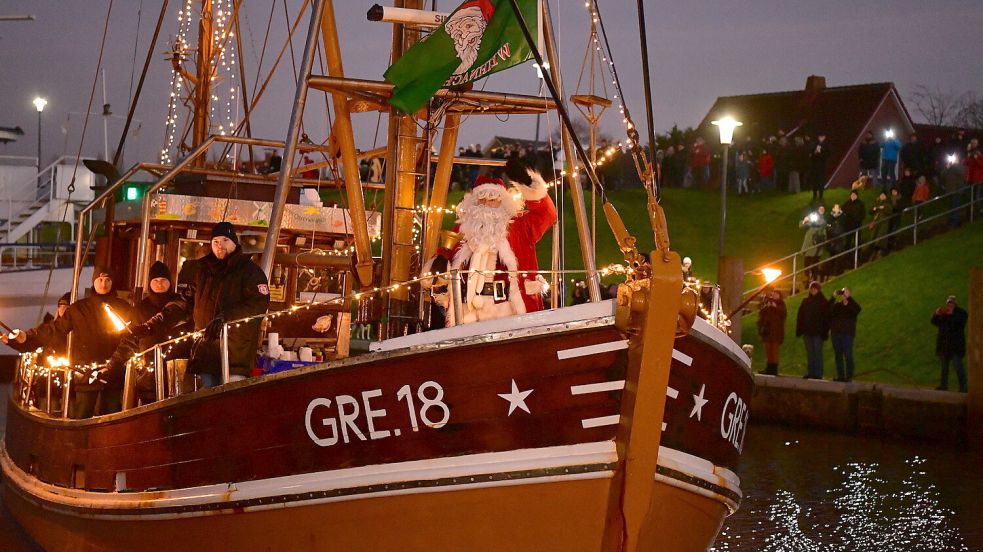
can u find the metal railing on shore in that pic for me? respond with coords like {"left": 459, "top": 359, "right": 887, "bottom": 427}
{"left": 0, "top": 242, "right": 94, "bottom": 272}
{"left": 743, "top": 185, "right": 981, "bottom": 297}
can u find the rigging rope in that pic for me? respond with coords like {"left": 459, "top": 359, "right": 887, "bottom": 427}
{"left": 40, "top": 0, "right": 116, "bottom": 323}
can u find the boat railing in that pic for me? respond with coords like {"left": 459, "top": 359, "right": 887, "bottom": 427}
{"left": 742, "top": 185, "right": 981, "bottom": 298}
{"left": 12, "top": 265, "right": 720, "bottom": 417}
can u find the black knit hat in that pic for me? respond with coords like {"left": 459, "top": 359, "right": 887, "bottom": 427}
{"left": 92, "top": 265, "right": 114, "bottom": 282}
{"left": 148, "top": 261, "right": 171, "bottom": 282}
{"left": 210, "top": 221, "right": 239, "bottom": 245}
{"left": 57, "top": 292, "right": 71, "bottom": 306}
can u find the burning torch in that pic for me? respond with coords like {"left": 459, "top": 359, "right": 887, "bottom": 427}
{"left": 728, "top": 268, "right": 783, "bottom": 318}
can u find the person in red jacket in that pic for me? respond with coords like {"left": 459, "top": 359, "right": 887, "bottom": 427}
{"left": 757, "top": 150, "right": 775, "bottom": 191}
{"left": 688, "top": 137, "right": 712, "bottom": 188}
{"left": 428, "top": 159, "right": 557, "bottom": 326}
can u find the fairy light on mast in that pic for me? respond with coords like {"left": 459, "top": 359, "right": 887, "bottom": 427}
{"left": 161, "top": 0, "right": 196, "bottom": 164}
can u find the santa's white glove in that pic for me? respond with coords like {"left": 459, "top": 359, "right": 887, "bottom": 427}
{"left": 471, "top": 295, "right": 486, "bottom": 309}
{"left": 523, "top": 275, "right": 549, "bottom": 295}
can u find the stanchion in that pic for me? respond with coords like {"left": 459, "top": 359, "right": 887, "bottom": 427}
{"left": 220, "top": 324, "right": 231, "bottom": 385}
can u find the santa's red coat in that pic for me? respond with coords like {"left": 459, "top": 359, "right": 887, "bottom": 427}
{"left": 441, "top": 192, "right": 557, "bottom": 314}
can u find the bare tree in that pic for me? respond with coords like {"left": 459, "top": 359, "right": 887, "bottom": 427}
{"left": 955, "top": 93, "right": 983, "bottom": 129}
{"left": 908, "top": 85, "right": 968, "bottom": 126}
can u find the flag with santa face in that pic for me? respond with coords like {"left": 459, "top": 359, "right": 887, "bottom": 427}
{"left": 384, "top": 0, "right": 541, "bottom": 115}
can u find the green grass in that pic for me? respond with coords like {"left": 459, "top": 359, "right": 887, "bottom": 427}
{"left": 739, "top": 222, "right": 983, "bottom": 387}
{"left": 334, "top": 183, "right": 979, "bottom": 387}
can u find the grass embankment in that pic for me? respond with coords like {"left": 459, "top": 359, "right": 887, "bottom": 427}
{"left": 739, "top": 222, "right": 983, "bottom": 387}
{"left": 347, "top": 183, "right": 977, "bottom": 386}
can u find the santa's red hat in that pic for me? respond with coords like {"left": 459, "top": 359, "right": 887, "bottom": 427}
{"left": 472, "top": 174, "right": 507, "bottom": 190}
{"left": 456, "top": 0, "right": 495, "bottom": 22}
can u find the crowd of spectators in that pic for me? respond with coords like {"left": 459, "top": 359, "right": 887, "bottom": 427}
{"left": 796, "top": 129, "right": 981, "bottom": 285}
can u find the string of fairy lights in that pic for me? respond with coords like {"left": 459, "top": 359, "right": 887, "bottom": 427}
{"left": 160, "top": 0, "right": 195, "bottom": 164}
{"left": 160, "top": 0, "right": 240, "bottom": 164}
{"left": 14, "top": 265, "right": 729, "bottom": 412}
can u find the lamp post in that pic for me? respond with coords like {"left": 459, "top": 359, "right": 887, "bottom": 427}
{"left": 33, "top": 97, "right": 47, "bottom": 184}
{"left": 711, "top": 116, "right": 741, "bottom": 264}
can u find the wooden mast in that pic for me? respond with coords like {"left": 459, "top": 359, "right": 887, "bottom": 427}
{"left": 319, "top": 0, "right": 375, "bottom": 287}
{"left": 191, "top": 0, "right": 214, "bottom": 163}
{"left": 379, "top": 0, "right": 424, "bottom": 338}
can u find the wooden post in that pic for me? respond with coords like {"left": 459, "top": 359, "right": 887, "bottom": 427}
{"left": 969, "top": 268, "right": 983, "bottom": 450}
{"left": 718, "top": 256, "right": 745, "bottom": 343}
{"left": 602, "top": 251, "right": 683, "bottom": 551}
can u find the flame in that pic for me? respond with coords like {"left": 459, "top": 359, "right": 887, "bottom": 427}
{"left": 762, "top": 268, "right": 783, "bottom": 284}
{"left": 103, "top": 304, "right": 129, "bottom": 333}
{"left": 46, "top": 355, "right": 69, "bottom": 368}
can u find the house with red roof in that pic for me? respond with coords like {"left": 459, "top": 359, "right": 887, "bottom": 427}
{"left": 697, "top": 76, "right": 916, "bottom": 189}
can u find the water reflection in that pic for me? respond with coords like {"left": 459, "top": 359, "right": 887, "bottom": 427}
{"left": 714, "top": 425, "right": 981, "bottom": 551}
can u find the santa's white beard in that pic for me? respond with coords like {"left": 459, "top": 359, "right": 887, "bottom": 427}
{"left": 460, "top": 203, "right": 511, "bottom": 250}
{"left": 453, "top": 41, "right": 480, "bottom": 75}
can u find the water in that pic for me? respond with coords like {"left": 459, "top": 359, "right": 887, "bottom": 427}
{"left": 714, "top": 424, "right": 983, "bottom": 551}
{"left": 1, "top": 385, "right": 980, "bottom": 550}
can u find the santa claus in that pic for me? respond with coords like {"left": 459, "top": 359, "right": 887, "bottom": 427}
{"left": 430, "top": 161, "right": 557, "bottom": 326}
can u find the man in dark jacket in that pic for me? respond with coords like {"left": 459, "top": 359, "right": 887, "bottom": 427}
{"left": 107, "top": 261, "right": 192, "bottom": 399}
{"left": 858, "top": 131, "right": 881, "bottom": 189}
{"left": 12, "top": 268, "right": 133, "bottom": 417}
{"left": 796, "top": 281, "right": 829, "bottom": 379}
{"left": 900, "top": 133, "right": 928, "bottom": 177}
{"left": 160, "top": 222, "right": 270, "bottom": 388}
{"left": 808, "top": 133, "right": 831, "bottom": 200}
{"left": 829, "top": 287, "right": 861, "bottom": 382}
{"left": 931, "top": 296, "right": 968, "bottom": 392}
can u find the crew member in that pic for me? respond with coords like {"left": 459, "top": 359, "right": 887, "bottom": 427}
{"left": 10, "top": 268, "right": 132, "bottom": 417}
{"left": 157, "top": 222, "right": 270, "bottom": 388}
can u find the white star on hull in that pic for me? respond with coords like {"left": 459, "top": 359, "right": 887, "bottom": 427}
{"left": 498, "top": 379, "right": 533, "bottom": 416}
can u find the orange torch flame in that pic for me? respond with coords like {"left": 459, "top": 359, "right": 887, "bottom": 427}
{"left": 103, "top": 304, "right": 129, "bottom": 333}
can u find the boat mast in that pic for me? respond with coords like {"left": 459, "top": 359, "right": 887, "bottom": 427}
{"left": 379, "top": 0, "right": 425, "bottom": 339}
{"left": 191, "top": 0, "right": 214, "bottom": 162}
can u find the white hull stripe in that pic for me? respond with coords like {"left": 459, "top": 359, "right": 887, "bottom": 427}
{"left": 1, "top": 443, "right": 741, "bottom": 520}
{"left": 671, "top": 349, "right": 693, "bottom": 366}
{"left": 557, "top": 340, "right": 629, "bottom": 360}
{"left": 581, "top": 415, "right": 621, "bottom": 429}
{"left": 1, "top": 442, "right": 617, "bottom": 517}
{"left": 570, "top": 380, "right": 625, "bottom": 395}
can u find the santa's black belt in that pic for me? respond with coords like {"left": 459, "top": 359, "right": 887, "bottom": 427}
{"left": 477, "top": 281, "right": 508, "bottom": 301}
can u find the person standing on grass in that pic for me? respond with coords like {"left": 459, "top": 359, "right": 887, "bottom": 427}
{"left": 932, "top": 295, "right": 967, "bottom": 392}
{"left": 757, "top": 288, "right": 786, "bottom": 376}
{"left": 796, "top": 281, "right": 830, "bottom": 380}
{"left": 829, "top": 287, "right": 861, "bottom": 382}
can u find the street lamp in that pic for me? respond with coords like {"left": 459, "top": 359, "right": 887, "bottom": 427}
{"left": 711, "top": 116, "right": 742, "bottom": 266}
{"left": 33, "top": 97, "right": 47, "bottom": 182}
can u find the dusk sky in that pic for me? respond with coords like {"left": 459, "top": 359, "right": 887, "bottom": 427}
{"left": 1, "top": 1, "right": 981, "bottom": 167}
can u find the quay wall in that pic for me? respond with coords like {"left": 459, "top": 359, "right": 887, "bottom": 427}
{"left": 751, "top": 374, "right": 967, "bottom": 446}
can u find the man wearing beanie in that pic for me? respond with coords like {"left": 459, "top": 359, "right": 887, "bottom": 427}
{"left": 107, "top": 262, "right": 194, "bottom": 389}
{"left": 158, "top": 221, "right": 270, "bottom": 387}
{"left": 12, "top": 267, "right": 133, "bottom": 417}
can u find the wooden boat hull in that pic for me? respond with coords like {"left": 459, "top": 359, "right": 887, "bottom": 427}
{"left": 2, "top": 301, "right": 752, "bottom": 551}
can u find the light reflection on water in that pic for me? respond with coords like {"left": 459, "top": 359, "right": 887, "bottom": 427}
{"left": 713, "top": 425, "right": 982, "bottom": 551}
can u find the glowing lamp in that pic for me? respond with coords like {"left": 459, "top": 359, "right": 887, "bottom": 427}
{"left": 884, "top": 129, "right": 894, "bottom": 139}
{"left": 711, "top": 116, "right": 742, "bottom": 146}
{"left": 946, "top": 154, "right": 958, "bottom": 165}
{"left": 33, "top": 97, "right": 47, "bottom": 113}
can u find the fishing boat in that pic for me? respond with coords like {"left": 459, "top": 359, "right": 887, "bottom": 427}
{"left": 1, "top": 2, "right": 752, "bottom": 550}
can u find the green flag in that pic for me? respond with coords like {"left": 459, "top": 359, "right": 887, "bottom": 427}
{"left": 384, "top": 0, "right": 540, "bottom": 115}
